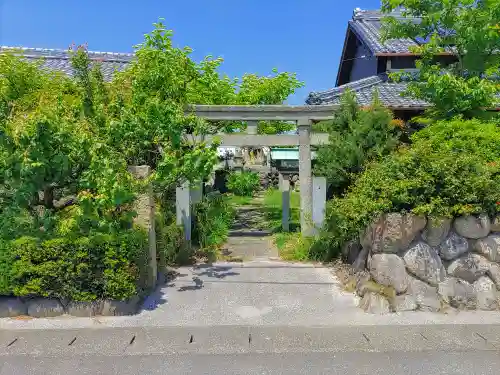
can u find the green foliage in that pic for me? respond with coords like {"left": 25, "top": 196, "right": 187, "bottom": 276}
{"left": 186, "top": 58, "right": 304, "bottom": 134}
{"left": 381, "top": 0, "right": 500, "bottom": 119}
{"left": 0, "top": 46, "right": 139, "bottom": 237}
{"left": 314, "top": 90, "right": 402, "bottom": 195}
{"left": 316, "top": 118, "right": 500, "bottom": 261}
{"left": 227, "top": 171, "right": 260, "bottom": 196}
{"left": 263, "top": 188, "right": 301, "bottom": 231}
{"left": 0, "top": 20, "right": 304, "bottom": 301}
{"left": 273, "top": 232, "right": 314, "bottom": 261}
{"left": 193, "top": 192, "right": 234, "bottom": 249}
{"left": 155, "top": 206, "right": 191, "bottom": 266}
{"left": 0, "top": 239, "right": 14, "bottom": 295}
{"left": 9, "top": 230, "right": 147, "bottom": 301}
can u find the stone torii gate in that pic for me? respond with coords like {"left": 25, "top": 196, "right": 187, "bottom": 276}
{"left": 177, "top": 104, "right": 337, "bottom": 239}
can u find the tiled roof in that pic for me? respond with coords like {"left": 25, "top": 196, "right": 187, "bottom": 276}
{"left": 306, "top": 74, "right": 429, "bottom": 109}
{"left": 350, "top": 8, "right": 421, "bottom": 54}
{"left": 0, "top": 46, "right": 133, "bottom": 81}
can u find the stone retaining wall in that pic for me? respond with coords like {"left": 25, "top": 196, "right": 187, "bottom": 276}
{"left": 345, "top": 213, "right": 500, "bottom": 314}
{"left": 0, "top": 296, "right": 142, "bottom": 318}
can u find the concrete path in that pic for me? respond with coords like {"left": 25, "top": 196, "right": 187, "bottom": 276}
{"left": 222, "top": 200, "right": 277, "bottom": 260}
{"left": 2, "top": 324, "right": 500, "bottom": 374}
{"left": 3, "top": 350, "right": 500, "bottom": 375}
{"left": 139, "top": 260, "right": 359, "bottom": 326}
{"left": 4, "top": 194, "right": 500, "bottom": 332}
{"left": 2, "top": 324, "right": 500, "bottom": 356}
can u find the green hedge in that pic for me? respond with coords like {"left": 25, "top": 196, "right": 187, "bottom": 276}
{"left": 227, "top": 171, "right": 260, "bottom": 196}
{"left": 0, "top": 239, "right": 14, "bottom": 296}
{"left": 314, "top": 118, "right": 500, "bottom": 261}
{"left": 3, "top": 230, "right": 147, "bottom": 301}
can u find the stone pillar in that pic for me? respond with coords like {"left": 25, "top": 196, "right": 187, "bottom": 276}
{"left": 190, "top": 181, "right": 203, "bottom": 207}
{"left": 312, "top": 176, "right": 327, "bottom": 233}
{"left": 280, "top": 173, "right": 290, "bottom": 232}
{"left": 176, "top": 181, "right": 191, "bottom": 242}
{"left": 247, "top": 120, "right": 258, "bottom": 135}
{"left": 128, "top": 166, "right": 157, "bottom": 289}
{"left": 298, "top": 119, "right": 313, "bottom": 237}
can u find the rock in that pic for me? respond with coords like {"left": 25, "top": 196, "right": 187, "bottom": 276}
{"left": 370, "top": 254, "right": 409, "bottom": 294}
{"left": 101, "top": 297, "right": 140, "bottom": 316}
{"left": 359, "top": 292, "right": 391, "bottom": 314}
{"left": 491, "top": 216, "right": 500, "bottom": 232}
{"left": 438, "top": 277, "right": 476, "bottom": 309}
{"left": 422, "top": 217, "right": 452, "bottom": 247}
{"left": 352, "top": 247, "right": 369, "bottom": 272}
{"left": 393, "top": 294, "right": 418, "bottom": 312}
{"left": 487, "top": 262, "right": 500, "bottom": 289}
{"left": 447, "top": 253, "right": 489, "bottom": 283}
{"left": 453, "top": 214, "right": 491, "bottom": 239}
{"left": 0, "top": 297, "right": 27, "bottom": 317}
{"left": 437, "top": 232, "right": 469, "bottom": 261}
{"left": 403, "top": 242, "right": 446, "bottom": 286}
{"left": 362, "top": 213, "right": 427, "bottom": 253}
{"left": 66, "top": 300, "right": 104, "bottom": 317}
{"left": 407, "top": 276, "right": 441, "bottom": 312}
{"left": 366, "top": 253, "right": 372, "bottom": 270}
{"left": 355, "top": 272, "right": 371, "bottom": 297}
{"left": 473, "top": 234, "right": 500, "bottom": 262}
{"left": 26, "top": 298, "right": 65, "bottom": 318}
{"left": 473, "top": 276, "right": 498, "bottom": 311}
{"left": 343, "top": 239, "right": 362, "bottom": 265}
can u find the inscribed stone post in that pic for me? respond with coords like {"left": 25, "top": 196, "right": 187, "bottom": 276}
{"left": 280, "top": 173, "right": 290, "bottom": 232}
{"left": 190, "top": 181, "right": 203, "bottom": 207}
{"left": 298, "top": 120, "right": 313, "bottom": 237}
{"left": 312, "top": 176, "right": 327, "bottom": 233}
{"left": 176, "top": 181, "right": 192, "bottom": 242}
{"left": 128, "top": 166, "right": 157, "bottom": 289}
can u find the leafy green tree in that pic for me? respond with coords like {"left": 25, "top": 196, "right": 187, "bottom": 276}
{"left": 0, "top": 20, "right": 304, "bottom": 237}
{"left": 314, "top": 90, "right": 402, "bottom": 196}
{"left": 381, "top": 0, "right": 500, "bottom": 119}
{"left": 104, "top": 21, "right": 303, "bottom": 187}
{"left": 0, "top": 48, "right": 137, "bottom": 235}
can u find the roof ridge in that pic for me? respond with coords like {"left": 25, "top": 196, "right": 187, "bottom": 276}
{"left": 352, "top": 8, "right": 410, "bottom": 21}
{"left": 314, "top": 75, "right": 386, "bottom": 98}
{"left": 0, "top": 46, "right": 134, "bottom": 61}
{"left": 306, "top": 76, "right": 429, "bottom": 108}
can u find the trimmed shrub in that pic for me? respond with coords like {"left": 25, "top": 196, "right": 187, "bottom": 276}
{"left": 314, "top": 90, "right": 402, "bottom": 196}
{"left": 314, "top": 118, "right": 500, "bottom": 261}
{"left": 9, "top": 230, "right": 147, "bottom": 301}
{"left": 0, "top": 239, "right": 14, "bottom": 295}
{"left": 227, "top": 171, "right": 260, "bottom": 196}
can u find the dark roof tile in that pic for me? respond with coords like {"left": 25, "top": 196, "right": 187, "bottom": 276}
{"left": 0, "top": 46, "right": 133, "bottom": 81}
{"left": 350, "top": 9, "right": 421, "bottom": 54}
{"left": 306, "top": 74, "right": 429, "bottom": 109}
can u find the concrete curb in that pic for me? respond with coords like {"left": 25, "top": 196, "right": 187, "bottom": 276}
{"left": 0, "top": 324, "right": 499, "bottom": 356}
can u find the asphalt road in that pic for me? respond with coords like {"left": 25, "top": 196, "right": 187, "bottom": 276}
{"left": 2, "top": 351, "right": 500, "bottom": 374}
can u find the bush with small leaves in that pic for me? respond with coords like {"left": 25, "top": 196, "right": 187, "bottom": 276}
{"left": 9, "top": 230, "right": 147, "bottom": 301}
{"left": 314, "top": 118, "right": 500, "bottom": 261}
{"left": 227, "top": 171, "right": 260, "bottom": 197}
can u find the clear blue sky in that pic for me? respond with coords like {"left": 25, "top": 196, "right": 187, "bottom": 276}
{"left": 0, "top": 0, "right": 380, "bottom": 104}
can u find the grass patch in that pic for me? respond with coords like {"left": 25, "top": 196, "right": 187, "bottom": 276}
{"left": 224, "top": 194, "right": 254, "bottom": 206}
{"left": 273, "top": 232, "right": 313, "bottom": 261}
{"left": 221, "top": 188, "right": 310, "bottom": 261}
{"left": 262, "top": 188, "right": 300, "bottom": 232}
